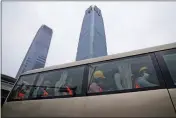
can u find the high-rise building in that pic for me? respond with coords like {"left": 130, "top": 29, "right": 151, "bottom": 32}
{"left": 16, "top": 25, "right": 53, "bottom": 78}
{"left": 76, "top": 5, "right": 107, "bottom": 61}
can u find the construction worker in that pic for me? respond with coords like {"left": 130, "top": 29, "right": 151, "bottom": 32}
{"left": 37, "top": 81, "right": 51, "bottom": 97}
{"left": 65, "top": 86, "right": 73, "bottom": 95}
{"left": 44, "top": 80, "right": 53, "bottom": 97}
{"left": 24, "top": 85, "right": 31, "bottom": 99}
{"left": 57, "top": 85, "right": 73, "bottom": 96}
{"left": 54, "top": 71, "right": 74, "bottom": 96}
{"left": 17, "top": 89, "right": 25, "bottom": 99}
{"left": 55, "top": 71, "right": 67, "bottom": 96}
{"left": 135, "top": 66, "right": 157, "bottom": 88}
{"left": 89, "top": 70, "right": 105, "bottom": 93}
{"left": 63, "top": 77, "right": 74, "bottom": 96}
{"left": 16, "top": 83, "right": 26, "bottom": 99}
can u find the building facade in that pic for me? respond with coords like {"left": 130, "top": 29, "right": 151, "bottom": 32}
{"left": 16, "top": 25, "right": 53, "bottom": 79}
{"left": 1, "top": 74, "right": 16, "bottom": 106}
{"left": 76, "top": 5, "right": 107, "bottom": 61}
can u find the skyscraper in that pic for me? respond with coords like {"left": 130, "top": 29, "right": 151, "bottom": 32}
{"left": 76, "top": 5, "right": 107, "bottom": 61}
{"left": 16, "top": 25, "right": 53, "bottom": 78}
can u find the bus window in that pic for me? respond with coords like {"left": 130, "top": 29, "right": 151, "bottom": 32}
{"left": 88, "top": 55, "right": 160, "bottom": 93}
{"left": 8, "top": 74, "right": 37, "bottom": 101}
{"left": 161, "top": 50, "right": 176, "bottom": 85}
{"left": 32, "top": 66, "right": 85, "bottom": 98}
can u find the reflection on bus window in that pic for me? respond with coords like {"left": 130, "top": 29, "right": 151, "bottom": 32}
{"left": 88, "top": 55, "right": 159, "bottom": 93}
{"left": 162, "top": 52, "right": 176, "bottom": 85}
{"left": 32, "top": 66, "right": 84, "bottom": 98}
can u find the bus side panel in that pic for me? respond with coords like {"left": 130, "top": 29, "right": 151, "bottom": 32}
{"left": 84, "top": 89, "right": 176, "bottom": 117}
{"left": 2, "top": 89, "right": 176, "bottom": 117}
{"left": 2, "top": 97, "right": 87, "bottom": 117}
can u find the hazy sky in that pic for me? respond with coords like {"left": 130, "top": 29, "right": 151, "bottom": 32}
{"left": 2, "top": 1, "right": 176, "bottom": 78}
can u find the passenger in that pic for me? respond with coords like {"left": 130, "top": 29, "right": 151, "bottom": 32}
{"left": 14, "top": 85, "right": 22, "bottom": 99}
{"left": 89, "top": 70, "right": 105, "bottom": 93}
{"left": 43, "top": 88, "right": 49, "bottom": 97}
{"left": 63, "top": 78, "right": 74, "bottom": 96}
{"left": 55, "top": 71, "right": 67, "bottom": 96}
{"left": 131, "top": 74, "right": 138, "bottom": 88}
{"left": 37, "top": 81, "right": 51, "bottom": 97}
{"left": 16, "top": 83, "right": 25, "bottom": 99}
{"left": 65, "top": 86, "right": 73, "bottom": 96}
{"left": 24, "top": 85, "right": 31, "bottom": 99}
{"left": 135, "top": 66, "right": 157, "bottom": 88}
{"left": 44, "top": 81, "right": 52, "bottom": 96}
{"left": 17, "top": 90, "right": 25, "bottom": 99}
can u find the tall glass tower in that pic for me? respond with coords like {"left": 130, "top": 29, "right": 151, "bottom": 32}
{"left": 76, "top": 5, "right": 107, "bottom": 61}
{"left": 16, "top": 25, "right": 53, "bottom": 78}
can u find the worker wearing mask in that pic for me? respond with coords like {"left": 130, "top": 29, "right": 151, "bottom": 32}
{"left": 16, "top": 83, "right": 26, "bottom": 99}
{"left": 135, "top": 66, "right": 157, "bottom": 88}
{"left": 89, "top": 70, "right": 105, "bottom": 93}
{"left": 24, "top": 85, "right": 31, "bottom": 99}
{"left": 37, "top": 81, "right": 51, "bottom": 97}
{"left": 17, "top": 89, "right": 25, "bottom": 99}
{"left": 63, "top": 77, "right": 74, "bottom": 96}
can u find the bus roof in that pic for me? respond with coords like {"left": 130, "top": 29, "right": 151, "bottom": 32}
{"left": 22, "top": 42, "right": 176, "bottom": 76}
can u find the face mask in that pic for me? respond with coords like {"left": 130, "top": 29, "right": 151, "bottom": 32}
{"left": 143, "top": 72, "right": 149, "bottom": 79}
{"left": 94, "top": 78, "right": 101, "bottom": 83}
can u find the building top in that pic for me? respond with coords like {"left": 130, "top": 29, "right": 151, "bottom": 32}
{"left": 85, "top": 5, "right": 101, "bottom": 16}
{"left": 40, "top": 24, "right": 53, "bottom": 34}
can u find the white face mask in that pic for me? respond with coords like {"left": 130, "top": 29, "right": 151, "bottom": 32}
{"left": 143, "top": 72, "right": 149, "bottom": 79}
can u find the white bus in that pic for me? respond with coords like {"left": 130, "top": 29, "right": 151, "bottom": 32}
{"left": 2, "top": 43, "right": 176, "bottom": 117}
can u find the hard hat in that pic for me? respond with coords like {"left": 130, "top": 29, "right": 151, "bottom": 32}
{"left": 139, "top": 66, "right": 148, "bottom": 73}
{"left": 93, "top": 70, "right": 105, "bottom": 79}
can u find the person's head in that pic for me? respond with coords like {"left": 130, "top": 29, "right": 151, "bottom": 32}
{"left": 93, "top": 70, "right": 105, "bottom": 79}
{"left": 139, "top": 66, "right": 149, "bottom": 78}
{"left": 93, "top": 70, "right": 105, "bottom": 87}
{"left": 66, "top": 77, "right": 73, "bottom": 87}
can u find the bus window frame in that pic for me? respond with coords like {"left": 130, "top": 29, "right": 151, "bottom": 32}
{"left": 86, "top": 52, "right": 166, "bottom": 96}
{"left": 155, "top": 48, "right": 176, "bottom": 89}
{"left": 6, "top": 52, "right": 167, "bottom": 102}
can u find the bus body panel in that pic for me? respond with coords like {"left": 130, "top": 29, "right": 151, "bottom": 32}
{"left": 2, "top": 96, "right": 87, "bottom": 117}
{"left": 2, "top": 89, "right": 176, "bottom": 117}
{"left": 84, "top": 89, "right": 176, "bottom": 117}
{"left": 169, "top": 88, "right": 176, "bottom": 110}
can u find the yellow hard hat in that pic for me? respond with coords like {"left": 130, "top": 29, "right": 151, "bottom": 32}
{"left": 139, "top": 66, "right": 148, "bottom": 73}
{"left": 93, "top": 70, "right": 105, "bottom": 79}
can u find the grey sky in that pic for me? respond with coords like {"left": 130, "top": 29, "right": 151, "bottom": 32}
{"left": 2, "top": 1, "right": 176, "bottom": 78}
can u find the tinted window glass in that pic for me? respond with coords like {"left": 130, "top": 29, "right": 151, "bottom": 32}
{"left": 162, "top": 52, "right": 176, "bottom": 85}
{"left": 8, "top": 74, "right": 37, "bottom": 101}
{"left": 88, "top": 55, "right": 159, "bottom": 93}
{"left": 32, "top": 66, "right": 85, "bottom": 98}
